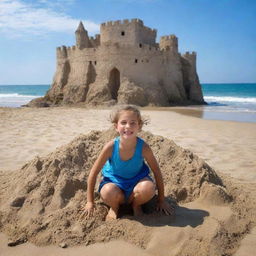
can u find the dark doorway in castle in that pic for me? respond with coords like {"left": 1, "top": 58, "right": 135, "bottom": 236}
{"left": 108, "top": 68, "right": 120, "bottom": 100}
{"left": 86, "top": 62, "right": 96, "bottom": 85}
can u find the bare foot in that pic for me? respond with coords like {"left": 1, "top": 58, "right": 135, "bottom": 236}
{"left": 105, "top": 208, "right": 118, "bottom": 221}
{"left": 133, "top": 205, "right": 143, "bottom": 217}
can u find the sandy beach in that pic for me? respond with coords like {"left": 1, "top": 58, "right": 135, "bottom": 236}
{"left": 1, "top": 107, "right": 255, "bottom": 181}
{"left": 0, "top": 106, "right": 256, "bottom": 256}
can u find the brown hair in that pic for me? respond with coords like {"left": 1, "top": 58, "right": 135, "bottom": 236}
{"left": 109, "top": 105, "right": 149, "bottom": 128}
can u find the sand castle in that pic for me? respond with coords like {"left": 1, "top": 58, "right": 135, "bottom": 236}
{"left": 29, "top": 19, "right": 205, "bottom": 106}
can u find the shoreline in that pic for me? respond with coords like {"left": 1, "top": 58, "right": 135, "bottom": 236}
{"left": 142, "top": 105, "right": 256, "bottom": 123}
{"left": 2, "top": 104, "right": 256, "bottom": 124}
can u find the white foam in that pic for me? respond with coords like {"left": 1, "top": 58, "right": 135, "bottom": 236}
{"left": 204, "top": 96, "right": 256, "bottom": 103}
{"left": 0, "top": 93, "right": 39, "bottom": 98}
{"left": 0, "top": 94, "right": 40, "bottom": 107}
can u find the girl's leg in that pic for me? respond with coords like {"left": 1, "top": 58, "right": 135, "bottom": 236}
{"left": 100, "top": 183, "right": 125, "bottom": 220}
{"left": 129, "top": 178, "right": 155, "bottom": 216}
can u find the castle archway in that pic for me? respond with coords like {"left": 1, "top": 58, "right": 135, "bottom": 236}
{"left": 108, "top": 68, "right": 120, "bottom": 100}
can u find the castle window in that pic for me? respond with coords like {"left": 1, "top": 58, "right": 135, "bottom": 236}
{"left": 89, "top": 61, "right": 92, "bottom": 64}
{"left": 121, "top": 31, "right": 125, "bottom": 36}
{"left": 135, "top": 59, "right": 138, "bottom": 63}
{"left": 139, "top": 43, "right": 142, "bottom": 48}
{"left": 94, "top": 61, "right": 97, "bottom": 65}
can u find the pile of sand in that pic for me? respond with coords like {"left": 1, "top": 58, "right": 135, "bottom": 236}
{"left": 0, "top": 130, "right": 255, "bottom": 255}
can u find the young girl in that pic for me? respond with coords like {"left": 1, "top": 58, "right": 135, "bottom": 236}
{"left": 84, "top": 105, "right": 173, "bottom": 220}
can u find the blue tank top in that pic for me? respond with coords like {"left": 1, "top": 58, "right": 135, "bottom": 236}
{"left": 102, "top": 136, "right": 149, "bottom": 180}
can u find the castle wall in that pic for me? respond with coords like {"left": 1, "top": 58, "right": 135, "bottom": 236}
{"left": 54, "top": 43, "right": 189, "bottom": 104}
{"left": 161, "top": 51, "right": 187, "bottom": 102}
{"left": 102, "top": 45, "right": 163, "bottom": 90}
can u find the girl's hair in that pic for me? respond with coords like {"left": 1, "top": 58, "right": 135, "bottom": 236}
{"left": 109, "top": 105, "right": 149, "bottom": 127}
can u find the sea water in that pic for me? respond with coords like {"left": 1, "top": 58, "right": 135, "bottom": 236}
{"left": 0, "top": 84, "right": 50, "bottom": 108}
{"left": 200, "top": 83, "right": 256, "bottom": 123}
{"left": 0, "top": 83, "right": 256, "bottom": 123}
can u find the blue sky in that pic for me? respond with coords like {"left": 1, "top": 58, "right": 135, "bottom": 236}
{"left": 0, "top": 0, "right": 255, "bottom": 84}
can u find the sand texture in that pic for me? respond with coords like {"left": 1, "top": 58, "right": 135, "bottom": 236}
{"left": 0, "top": 107, "right": 256, "bottom": 256}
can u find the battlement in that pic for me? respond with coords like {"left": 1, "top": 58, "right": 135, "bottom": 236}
{"left": 101, "top": 18, "right": 144, "bottom": 27}
{"left": 100, "top": 18, "right": 156, "bottom": 34}
{"left": 183, "top": 51, "right": 196, "bottom": 56}
{"left": 57, "top": 46, "right": 68, "bottom": 58}
{"left": 160, "top": 35, "right": 177, "bottom": 40}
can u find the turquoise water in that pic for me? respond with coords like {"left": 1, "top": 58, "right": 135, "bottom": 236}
{"left": 200, "top": 83, "right": 256, "bottom": 123}
{"left": 0, "top": 84, "right": 50, "bottom": 107}
{"left": 0, "top": 84, "right": 50, "bottom": 97}
{"left": 202, "top": 83, "right": 256, "bottom": 111}
{"left": 0, "top": 83, "right": 256, "bottom": 123}
{"left": 202, "top": 83, "right": 256, "bottom": 98}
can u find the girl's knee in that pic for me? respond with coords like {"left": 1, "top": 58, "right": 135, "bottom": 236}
{"left": 135, "top": 180, "right": 155, "bottom": 195}
{"left": 100, "top": 183, "right": 124, "bottom": 201}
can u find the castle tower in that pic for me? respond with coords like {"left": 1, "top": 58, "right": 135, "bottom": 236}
{"left": 75, "top": 21, "right": 91, "bottom": 49}
{"left": 159, "top": 35, "right": 178, "bottom": 53}
{"left": 182, "top": 51, "right": 197, "bottom": 70}
{"left": 100, "top": 19, "right": 157, "bottom": 46}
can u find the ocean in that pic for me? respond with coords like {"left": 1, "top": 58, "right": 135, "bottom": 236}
{"left": 0, "top": 84, "right": 50, "bottom": 108}
{"left": 199, "top": 83, "right": 256, "bottom": 123}
{"left": 0, "top": 83, "right": 256, "bottom": 123}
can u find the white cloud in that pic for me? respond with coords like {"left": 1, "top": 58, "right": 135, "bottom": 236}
{"left": 36, "top": 0, "right": 76, "bottom": 11}
{"left": 0, "top": 0, "right": 99, "bottom": 37}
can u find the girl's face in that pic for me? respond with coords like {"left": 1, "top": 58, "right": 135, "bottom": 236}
{"left": 115, "top": 111, "right": 141, "bottom": 139}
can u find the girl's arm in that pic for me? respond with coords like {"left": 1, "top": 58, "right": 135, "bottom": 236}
{"left": 84, "top": 140, "right": 113, "bottom": 217}
{"left": 143, "top": 143, "right": 173, "bottom": 215}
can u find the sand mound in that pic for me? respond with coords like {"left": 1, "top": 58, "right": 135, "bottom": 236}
{"left": 0, "top": 130, "right": 255, "bottom": 255}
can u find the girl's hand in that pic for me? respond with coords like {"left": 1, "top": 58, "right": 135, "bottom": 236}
{"left": 80, "top": 202, "right": 95, "bottom": 219}
{"left": 156, "top": 200, "right": 175, "bottom": 215}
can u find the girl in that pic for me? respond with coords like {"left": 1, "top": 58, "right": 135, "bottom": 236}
{"left": 84, "top": 105, "right": 173, "bottom": 220}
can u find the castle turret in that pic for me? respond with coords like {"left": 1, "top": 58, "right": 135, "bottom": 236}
{"left": 181, "top": 51, "right": 205, "bottom": 103}
{"left": 159, "top": 35, "right": 178, "bottom": 53}
{"left": 182, "top": 51, "right": 197, "bottom": 72}
{"left": 75, "top": 21, "right": 91, "bottom": 49}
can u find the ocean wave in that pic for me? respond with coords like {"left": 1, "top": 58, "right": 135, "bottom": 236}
{"left": 0, "top": 93, "right": 41, "bottom": 107}
{"left": 0, "top": 93, "right": 40, "bottom": 98}
{"left": 204, "top": 96, "right": 256, "bottom": 103}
